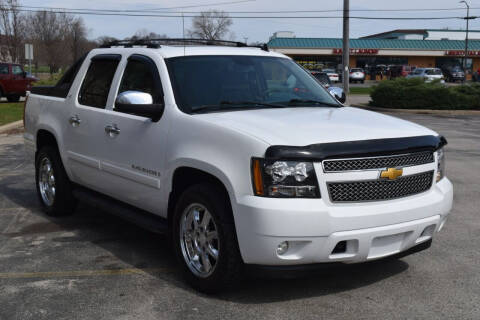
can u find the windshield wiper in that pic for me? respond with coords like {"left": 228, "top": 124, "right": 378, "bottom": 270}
{"left": 287, "top": 99, "right": 340, "bottom": 108}
{"left": 191, "top": 101, "right": 286, "bottom": 113}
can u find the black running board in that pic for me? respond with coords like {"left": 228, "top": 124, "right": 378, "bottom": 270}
{"left": 72, "top": 187, "right": 169, "bottom": 234}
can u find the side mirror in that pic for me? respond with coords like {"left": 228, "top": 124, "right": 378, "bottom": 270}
{"left": 327, "top": 86, "right": 346, "bottom": 103}
{"left": 114, "top": 91, "right": 164, "bottom": 122}
{"left": 22, "top": 71, "right": 27, "bottom": 78}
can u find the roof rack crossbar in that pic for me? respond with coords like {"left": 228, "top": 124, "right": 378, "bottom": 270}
{"left": 99, "top": 38, "right": 268, "bottom": 51}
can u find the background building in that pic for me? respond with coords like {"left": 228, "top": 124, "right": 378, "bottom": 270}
{"left": 361, "top": 29, "right": 480, "bottom": 41}
{"left": 268, "top": 30, "right": 480, "bottom": 80}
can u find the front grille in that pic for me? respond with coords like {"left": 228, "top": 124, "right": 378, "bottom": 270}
{"left": 328, "top": 171, "right": 434, "bottom": 202}
{"left": 323, "top": 151, "right": 434, "bottom": 172}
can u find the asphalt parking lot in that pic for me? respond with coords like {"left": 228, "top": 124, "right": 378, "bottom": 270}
{"left": 0, "top": 111, "right": 479, "bottom": 319}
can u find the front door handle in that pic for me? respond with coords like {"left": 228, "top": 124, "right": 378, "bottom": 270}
{"left": 105, "top": 124, "right": 120, "bottom": 137}
{"left": 69, "top": 115, "right": 81, "bottom": 126}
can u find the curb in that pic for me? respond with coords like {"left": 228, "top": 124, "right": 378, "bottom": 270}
{"left": 0, "top": 120, "right": 23, "bottom": 134}
{"left": 351, "top": 104, "right": 480, "bottom": 116}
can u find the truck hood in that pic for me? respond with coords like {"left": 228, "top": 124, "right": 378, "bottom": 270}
{"left": 196, "top": 106, "right": 437, "bottom": 146}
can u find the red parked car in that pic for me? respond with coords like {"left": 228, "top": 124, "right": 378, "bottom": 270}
{"left": 0, "top": 62, "right": 37, "bottom": 102}
{"left": 389, "top": 65, "right": 416, "bottom": 79}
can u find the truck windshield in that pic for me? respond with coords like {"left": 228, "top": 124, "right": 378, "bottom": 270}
{"left": 165, "top": 55, "right": 340, "bottom": 114}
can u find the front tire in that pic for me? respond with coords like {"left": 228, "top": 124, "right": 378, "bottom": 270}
{"left": 35, "top": 146, "right": 77, "bottom": 216}
{"left": 173, "top": 183, "right": 242, "bottom": 293}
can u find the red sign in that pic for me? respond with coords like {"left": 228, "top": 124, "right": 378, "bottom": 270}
{"left": 445, "top": 50, "right": 480, "bottom": 56}
{"left": 333, "top": 48, "right": 379, "bottom": 55}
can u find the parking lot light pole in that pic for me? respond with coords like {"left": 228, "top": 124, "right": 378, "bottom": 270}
{"left": 342, "top": 0, "right": 350, "bottom": 93}
{"left": 460, "top": 0, "right": 470, "bottom": 74}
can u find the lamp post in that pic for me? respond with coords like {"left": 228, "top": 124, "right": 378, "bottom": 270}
{"left": 460, "top": 0, "right": 470, "bottom": 74}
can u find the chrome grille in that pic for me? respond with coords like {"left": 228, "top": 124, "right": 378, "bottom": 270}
{"left": 328, "top": 171, "right": 434, "bottom": 202}
{"left": 323, "top": 151, "right": 434, "bottom": 172}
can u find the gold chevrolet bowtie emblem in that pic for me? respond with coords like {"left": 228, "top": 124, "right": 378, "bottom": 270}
{"left": 380, "top": 167, "right": 403, "bottom": 180}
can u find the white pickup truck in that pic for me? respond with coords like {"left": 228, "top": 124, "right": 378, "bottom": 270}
{"left": 24, "top": 39, "right": 453, "bottom": 293}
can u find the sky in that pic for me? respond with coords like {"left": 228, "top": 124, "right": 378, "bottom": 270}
{"left": 21, "top": 0, "right": 480, "bottom": 42}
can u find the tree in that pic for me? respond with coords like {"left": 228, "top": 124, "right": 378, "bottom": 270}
{"left": 96, "top": 36, "right": 118, "bottom": 47}
{"left": 28, "top": 11, "right": 72, "bottom": 73}
{"left": 67, "top": 17, "right": 88, "bottom": 63}
{"left": 0, "top": 0, "right": 26, "bottom": 63}
{"left": 129, "top": 29, "right": 168, "bottom": 40}
{"left": 187, "top": 10, "right": 233, "bottom": 40}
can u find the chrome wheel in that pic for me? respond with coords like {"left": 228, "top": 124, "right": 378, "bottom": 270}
{"left": 180, "top": 203, "right": 219, "bottom": 278}
{"left": 38, "top": 157, "right": 55, "bottom": 206}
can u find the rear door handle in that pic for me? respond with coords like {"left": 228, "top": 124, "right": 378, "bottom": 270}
{"left": 69, "top": 115, "right": 81, "bottom": 126}
{"left": 105, "top": 124, "right": 120, "bottom": 137}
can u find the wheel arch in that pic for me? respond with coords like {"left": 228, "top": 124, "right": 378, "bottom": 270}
{"left": 36, "top": 129, "right": 59, "bottom": 156}
{"left": 167, "top": 166, "right": 234, "bottom": 228}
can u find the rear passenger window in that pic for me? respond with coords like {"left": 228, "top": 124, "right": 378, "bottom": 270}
{"left": 0, "top": 65, "right": 8, "bottom": 74}
{"left": 79, "top": 56, "right": 120, "bottom": 108}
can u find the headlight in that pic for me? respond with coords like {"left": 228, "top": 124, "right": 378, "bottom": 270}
{"left": 436, "top": 148, "right": 445, "bottom": 182}
{"left": 251, "top": 158, "right": 320, "bottom": 198}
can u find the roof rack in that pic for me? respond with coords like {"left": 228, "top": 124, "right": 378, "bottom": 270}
{"left": 99, "top": 38, "right": 269, "bottom": 51}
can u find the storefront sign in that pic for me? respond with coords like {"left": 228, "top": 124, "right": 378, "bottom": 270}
{"left": 333, "top": 48, "right": 379, "bottom": 55}
{"left": 445, "top": 50, "right": 480, "bottom": 56}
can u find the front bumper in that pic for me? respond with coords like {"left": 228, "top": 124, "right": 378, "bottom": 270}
{"left": 247, "top": 239, "right": 432, "bottom": 276}
{"left": 233, "top": 177, "right": 452, "bottom": 265}
{"left": 426, "top": 78, "right": 445, "bottom": 83}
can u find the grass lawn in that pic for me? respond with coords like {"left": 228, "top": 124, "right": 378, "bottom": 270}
{"left": 0, "top": 103, "right": 23, "bottom": 126}
{"left": 24, "top": 65, "right": 51, "bottom": 73}
{"left": 34, "top": 73, "right": 62, "bottom": 86}
{"left": 349, "top": 86, "right": 373, "bottom": 95}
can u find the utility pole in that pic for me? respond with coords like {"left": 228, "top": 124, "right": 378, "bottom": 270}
{"left": 243, "top": 37, "right": 248, "bottom": 45}
{"left": 459, "top": 0, "right": 470, "bottom": 79}
{"left": 25, "top": 44, "right": 33, "bottom": 74}
{"left": 460, "top": 1, "right": 470, "bottom": 76}
{"left": 342, "top": 0, "right": 350, "bottom": 93}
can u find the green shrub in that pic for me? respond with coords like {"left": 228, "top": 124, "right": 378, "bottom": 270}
{"left": 370, "top": 78, "right": 480, "bottom": 110}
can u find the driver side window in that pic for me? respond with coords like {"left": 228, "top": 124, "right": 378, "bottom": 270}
{"left": 116, "top": 55, "right": 163, "bottom": 109}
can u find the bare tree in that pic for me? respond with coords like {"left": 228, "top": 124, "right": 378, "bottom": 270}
{"left": 0, "top": 0, "right": 26, "bottom": 63}
{"left": 96, "top": 36, "right": 118, "bottom": 47}
{"left": 67, "top": 17, "right": 88, "bottom": 63}
{"left": 28, "top": 11, "right": 72, "bottom": 73}
{"left": 129, "top": 29, "right": 168, "bottom": 40}
{"left": 187, "top": 10, "right": 233, "bottom": 40}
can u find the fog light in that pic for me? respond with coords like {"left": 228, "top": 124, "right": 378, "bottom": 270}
{"left": 276, "top": 241, "right": 289, "bottom": 255}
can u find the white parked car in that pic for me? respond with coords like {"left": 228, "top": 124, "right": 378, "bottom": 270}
{"left": 407, "top": 68, "right": 445, "bottom": 83}
{"left": 349, "top": 68, "right": 366, "bottom": 83}
{"left": 322, "top": 68, "right": 340, "bottom": 82}
{"left": 24, "top": 40, "right": 453, "bottom": 293}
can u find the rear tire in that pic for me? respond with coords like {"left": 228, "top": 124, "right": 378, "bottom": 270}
{"left": 7, "top": 95, "right": 20, "bottom": 102}
{"left": 35, "top": 146, "right": 77, "bottom": 216}
{"left": 172, "top": 183, "right": 243, "bottom": 293}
